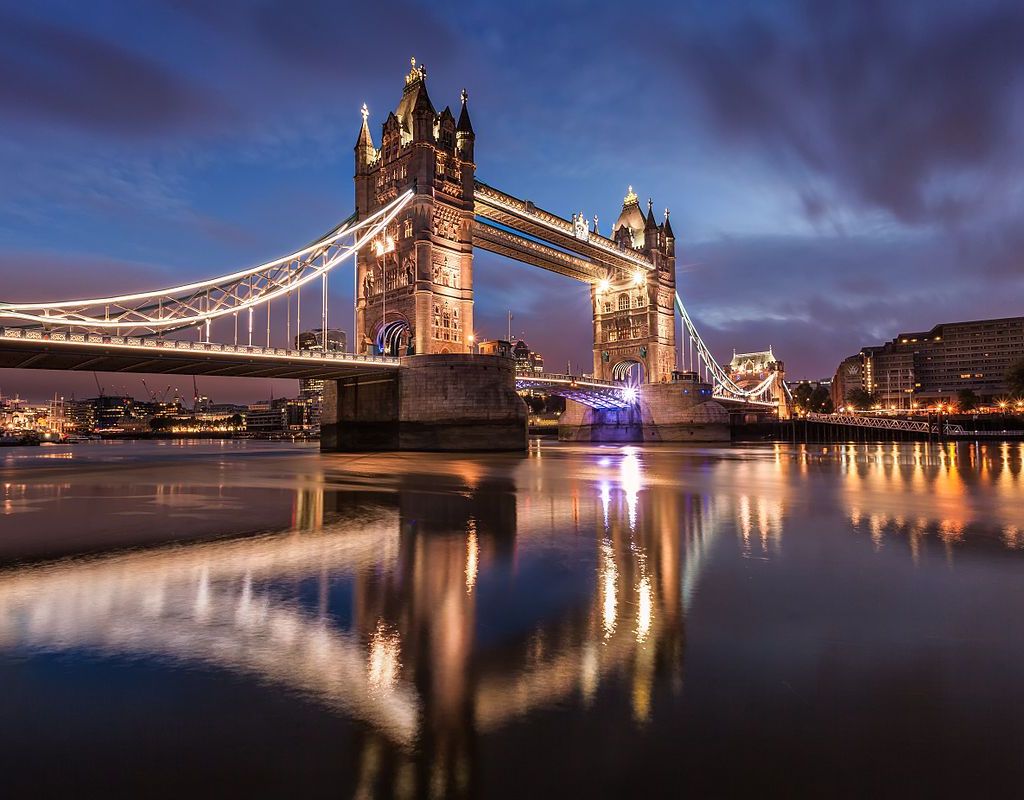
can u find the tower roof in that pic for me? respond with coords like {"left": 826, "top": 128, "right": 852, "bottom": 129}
{"left": 663, "top": 208, "right": 674, "bottom": 238}
{"left": 457, "top": 88, "right": 474, "bottom": 134}
{"left": 611, "top": 186, "right": 646, "bottom": 248}
{"left": 354, "top": 103, "right": 375, "bottom": 151}
{"left": 644, "top": 198, "right": 659, "bottom": 231}
{"left": 395, "top": 57, "right": 435, "bottom": 127}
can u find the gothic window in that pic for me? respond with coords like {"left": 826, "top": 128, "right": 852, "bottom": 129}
{"left": 635, "top": 292, "right": 646, "bottom": 308}
{"left": 603, "top": 300, "right": 612, "bottom": 313}
{"left": 618, "top": 293, "right": 629, "bottom": 311}
{"left": 403, "top": 219, "right": 412, "bottom": 238}
{"left": 436, "top": 154, "right": 445, "bottom": 177}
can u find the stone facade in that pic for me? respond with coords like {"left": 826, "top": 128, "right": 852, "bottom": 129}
{"left": 558, "top": 379, "right": 729, "bottom": 442}
{"left": 321, "top": 354, "right": 528, "bottom": 451}
{"left": 354, "top": 59, "right": 476, "bottom": 357}
{"left": 592, "top": 189, "right": 677, "bottom": 384}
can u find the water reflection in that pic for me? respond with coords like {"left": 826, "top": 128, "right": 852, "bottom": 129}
{"left": 0, "top": 441, "right": 1022, "bottom": 794}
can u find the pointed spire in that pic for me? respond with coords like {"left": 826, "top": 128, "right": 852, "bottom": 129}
{"left": 624, "top": 185, "right": 638, "bottom": 206}
{"left": 354, "top": 102, "right": 376, "bottom": 169}
{"left": 457, "top": 88, "right": 474, "bottom": 134}
{"left": 645, "top": 197, "right": 658, "bottom": 230}
{"left": 593, "top": 214, "right": 599, "bottom": 235}
{"left": 663, "top": 208, "right": 674, "bottom": 238}
{"left": 355, "top": 103, "right": 373, "bottom": 147}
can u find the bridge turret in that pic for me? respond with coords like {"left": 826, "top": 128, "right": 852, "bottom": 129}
{"left": 663, "top": 209, "right": 675, "bottom": 256}
{"left": 643, "top": 198, "right": 659, "bottom": 256}
{"left": 354, "top": 103, "right": 376, "bottom": 175}
{"left": 456, "top": 88, "right": 475, "bottom": 163}
{"left": 396, "top": 58, "right": 436, "bottom": 143}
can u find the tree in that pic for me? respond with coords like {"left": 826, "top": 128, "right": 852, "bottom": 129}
{"left": 845, "top": 387, "right": 876, "bottom": 410}
{"left": 957, "top": 389, "right": 979, "bottom": 412}
{"left": 792, "top": 382, "right": 815, "bottom": 410}
{"left": 1006, "top": 358, "right": 1024, "bottom": 397}
{"left": 809, "top": 385, "right": 834, "bottom": 414}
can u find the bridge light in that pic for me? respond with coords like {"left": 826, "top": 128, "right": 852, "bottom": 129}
{"left": 622, "top": 386, "right": 638, "bottom": 403}
{"left": 597, "top": 278, "right": 611, "bottom": 294}
{"left": 633, "top": 271, "right": 645, "bottom": 286}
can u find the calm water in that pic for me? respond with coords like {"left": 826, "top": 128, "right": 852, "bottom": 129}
{"left": 1, "top": 439, "right": 1022, "bottom": 797}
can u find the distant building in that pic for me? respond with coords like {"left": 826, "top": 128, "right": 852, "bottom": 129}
{"left": 728, "top": 348, "right": 781, "bottom": 391}
{"left": 512, "top": 339, "right": 545, "bottom": 375}
{"left": 478, "top": 339, "right": 513, "bottom": 359}
{"left": 295, "top": 328, "right": 347, "bottom": 429}
{"left": 832, "top": 316, "right": 1024, "bottom": 408}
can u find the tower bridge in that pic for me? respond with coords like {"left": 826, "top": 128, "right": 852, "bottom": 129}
{"left": 0, "top": 58, "right": 789, "bottom": 449}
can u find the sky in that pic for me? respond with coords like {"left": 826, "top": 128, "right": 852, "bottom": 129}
{"left": 1, "top": 0, "right": 1022, "bottom": 402}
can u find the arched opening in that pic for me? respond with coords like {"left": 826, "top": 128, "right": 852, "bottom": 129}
{"left": 612, "top": 359, "right": 645, "bottom": 384}
{"left": 376, "top": 319, "right": 412, "bottom": 356}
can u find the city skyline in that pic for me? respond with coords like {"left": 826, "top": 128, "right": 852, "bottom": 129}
{"left": 2, "top": 1, "right": 1023, "bottom": 402}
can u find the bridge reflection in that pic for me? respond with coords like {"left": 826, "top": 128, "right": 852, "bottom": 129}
{"left": 2, "top": 442, "right": 1017, "bottom": 795}
{"left": 0, "top": 450, "right": 727, "bottom": 796}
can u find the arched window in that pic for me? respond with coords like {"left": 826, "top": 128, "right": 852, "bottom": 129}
{"left": 617, "top": 293, "right": 629, "bottom": 311}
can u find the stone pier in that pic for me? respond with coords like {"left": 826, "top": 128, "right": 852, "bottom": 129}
{"left": 558, "top": 379, "right": 729, "bottom": 442}
{"left": 321, "top": 354, "right": 528, "bottom": 452}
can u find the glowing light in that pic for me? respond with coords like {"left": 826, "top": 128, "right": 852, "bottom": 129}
{"left": 636, "top": 574, "right": 652, "bottom": 643}
{"left": 599, "top": 539, "right": 618, "bottom": 638}
{"left": 465, "top": 524, "right": 479, "bottom": 593}
{"left": 622, "top": 386, "right": 638, "bottom": 404}
{"left": 633, "top": 271, "right": 645, "bottom": 286}
{"left": 597, "top": 278, "right": 611, "bottom": 293}
{"left": 367, "top": 619, "right": 401, "bottom": 696}
{"left": 620, "top": 447, "right": 642, "bottom": 530}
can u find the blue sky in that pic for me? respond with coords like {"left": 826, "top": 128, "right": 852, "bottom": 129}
{"left": 1, "top": 0, "right": 1022, "bottom": 401}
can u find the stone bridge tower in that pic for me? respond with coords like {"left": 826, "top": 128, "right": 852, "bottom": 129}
{"left": 354, "top": 59, "right": 476, "bottom": 356}
{"left": 592, "top": 188, "right": 677, "bottom": 383}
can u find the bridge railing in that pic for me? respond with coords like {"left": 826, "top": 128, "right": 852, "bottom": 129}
{"left": 517, "top": 372, "right": 623, "bottom": 390}
{"left": 803, "top": 412, "right": 965, "bottom": 435}
{"left": 0, "top": 327, "right": 400, "bottom": 365}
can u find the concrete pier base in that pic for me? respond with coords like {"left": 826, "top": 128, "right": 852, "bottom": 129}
{"left": 558, "top": 380, "right": 730, "bottom": 443}
{"left": 321, "top": 354, "right": 528, "bottom": 452}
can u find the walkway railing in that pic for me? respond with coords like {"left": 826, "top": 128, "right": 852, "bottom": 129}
{"left": 803, "top": 412, "right": 965, "bottom": 435}
{"left": 0, "top": 326, "right": 400, "bottom": 366}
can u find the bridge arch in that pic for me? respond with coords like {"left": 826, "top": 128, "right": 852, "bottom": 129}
{"left": 376, "top": 317, "right": 413, "bottom": 356}
{"left": 611, "top": 358, "right": 645, "bottom": 384}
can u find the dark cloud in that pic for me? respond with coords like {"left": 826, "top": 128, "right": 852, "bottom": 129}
{"left": 1, "top": 0, "right": 1022, "bottom": 400}
{"left": 0, "top": 10, "right": 222, "bottom": 136}
{"left": 668, "top": 1, "right": 1024, "bottom": 226}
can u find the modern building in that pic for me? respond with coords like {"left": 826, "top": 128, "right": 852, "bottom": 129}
{"left": 832, "top": 316, "right": 1024, "bottom": 408}
{"left": 512, "top": 340, "right": 545, "bottom": 375}
{"left": 295, "top": 328, "right": 347, "bottom": 429}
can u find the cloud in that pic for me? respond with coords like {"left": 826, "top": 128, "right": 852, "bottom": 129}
{"left": 666, "top": 1, "right": 1024, "bottom": 227}
{"left": 0, "top": 9, "right": 223, "bottom": 136}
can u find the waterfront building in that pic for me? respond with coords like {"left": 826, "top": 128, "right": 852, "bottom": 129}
{"left": 295, "top": 328, "right": 346, "bottom": 430}
{"left": 832, "top": 316, "right": 1024, "bottom": 408}
{"left": 478, "top": 339, "right": 513, "bottom": 359}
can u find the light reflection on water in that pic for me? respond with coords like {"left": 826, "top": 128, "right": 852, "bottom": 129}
{"left": 0, "top": 440, "right": 1022, "bottom": 795}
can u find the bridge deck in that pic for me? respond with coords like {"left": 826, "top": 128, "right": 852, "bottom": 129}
{"left": 0, "top": 329, "right": 398, "bottom": 379}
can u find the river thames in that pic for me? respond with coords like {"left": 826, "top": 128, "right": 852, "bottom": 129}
{"left": 1, "top": 439, "right": 1022, "bottom": 796}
